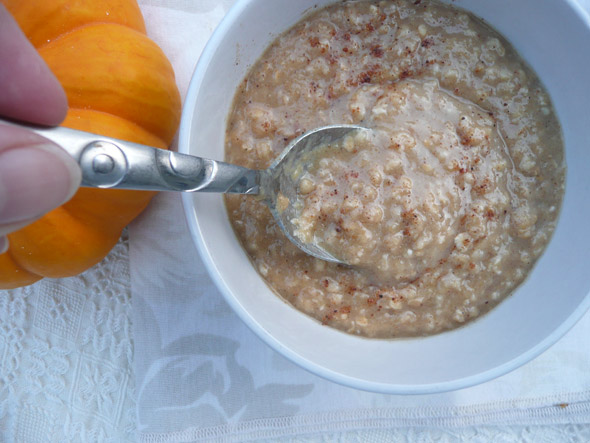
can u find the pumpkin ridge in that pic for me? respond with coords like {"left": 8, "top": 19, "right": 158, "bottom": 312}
{"left": 64, "top": 106, "right": 169, "bottom": 148}
{"left": 3, "top": 0, "right": 146, "bottom": 47}
{"left": 7, "top": 206, "right": 121, "bottom": 278}
{"left": 0, "top": 248, "right": 41, "bottom": 288}
{"left": 3, "top": 248, "right": 33, "bottom": 273}
{"left": 35, "top": 20, "right": 148, "bottom": 51}
{"left": 39, "top": 23, "right": 181, "bottom": 144}
{"left": 62, "top": 189, "right": 154, "bottom": 235}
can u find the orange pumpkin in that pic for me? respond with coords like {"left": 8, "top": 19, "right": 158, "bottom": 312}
{"left": 0, "top": 0, "right": 181, "bottom": 288}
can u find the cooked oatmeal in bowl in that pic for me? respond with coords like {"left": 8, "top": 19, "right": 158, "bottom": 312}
{"left": 181, "top": 0, "right": 590, "bottom": 392}
{"left": 224, "top": 0, "right": 565, "bottom": 338}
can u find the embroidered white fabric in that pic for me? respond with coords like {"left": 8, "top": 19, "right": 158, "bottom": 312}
{"left": 1, "top": 234, "right": 135, "bottom": 442}
{"left": 1, "top": 1, "right": 589, "bottom": 442}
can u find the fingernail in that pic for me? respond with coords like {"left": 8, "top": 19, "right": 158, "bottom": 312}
{"left": 0, "top": 143, "right": 81, "bottom": 224}
{"left": 0, "top": 236, "right": 7, "bottom": 254}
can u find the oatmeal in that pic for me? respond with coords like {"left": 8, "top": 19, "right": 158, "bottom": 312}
{"left": 225, "top": 0, "right": 565, "bottom": 338}
{"left": 291, "top": 80, "right": 513, "bottom": 284}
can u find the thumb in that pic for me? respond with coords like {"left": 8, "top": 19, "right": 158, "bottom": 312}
{"left": 0, "top": 124, "right": 81, "bottom": 237}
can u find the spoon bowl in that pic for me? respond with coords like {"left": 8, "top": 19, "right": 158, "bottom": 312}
{"left": 262, "top": 124, "right": 365, "bottom": 263}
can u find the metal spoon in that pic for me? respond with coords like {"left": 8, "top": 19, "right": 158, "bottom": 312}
{"left": 0, "top": 118, "right": 363, "bottom": 263}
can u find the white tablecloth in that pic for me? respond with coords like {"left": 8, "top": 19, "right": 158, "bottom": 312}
{"left": 1, "top": 1, "right": 589, "bottom": 442}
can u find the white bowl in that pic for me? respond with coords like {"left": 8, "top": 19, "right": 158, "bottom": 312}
{"left": 180, "top": 0, "right": 590, "bottom": 394}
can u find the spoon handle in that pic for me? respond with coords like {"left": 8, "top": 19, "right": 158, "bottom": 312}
{"left": 0, "top": 119, "right": 260, "bottom": 194}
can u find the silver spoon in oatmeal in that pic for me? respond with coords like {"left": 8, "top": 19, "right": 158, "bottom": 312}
{"left": 0, "top": 118, "right": 363, "bottom": 264}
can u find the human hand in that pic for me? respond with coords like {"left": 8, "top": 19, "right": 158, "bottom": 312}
{"left": 0, "top": 5, "right": 81, "bottom": 254}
